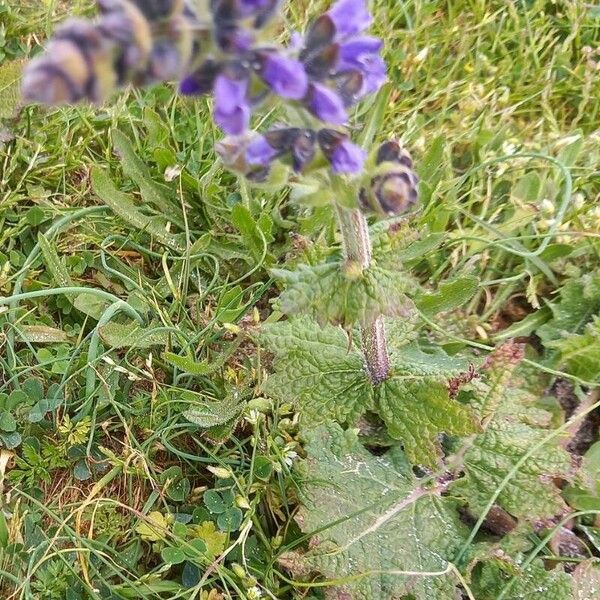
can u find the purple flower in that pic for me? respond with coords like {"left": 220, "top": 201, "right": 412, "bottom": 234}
{"left": 307, "top": 83, "right": 347, "bottom": 124}
{"left": 246, "top": 135, "right": 278, "bottom": 166}
{"left": 339, "top": 36, "right": 386, "bottom": 95}
{"left": 317, "top": 128, "right": 365, "bottom": 174}
{"left": 259, "top": 53, "right": 308, "bottom": 99}
{"left": 330, "top": 139, "right": 365, "bottom": 174}
{"left": 213, "top": 74, "right": 250, "bottom": 134}
{"left": 328, "top": 0, "right": 372, "bottom": 38}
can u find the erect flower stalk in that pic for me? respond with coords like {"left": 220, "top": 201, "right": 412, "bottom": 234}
{"left": 335, "top": 203, "right": 391, "bottom": 384}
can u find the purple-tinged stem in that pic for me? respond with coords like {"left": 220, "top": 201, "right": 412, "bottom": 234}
{"left": 335, "top": 204, "right": 390, "bottom": 384}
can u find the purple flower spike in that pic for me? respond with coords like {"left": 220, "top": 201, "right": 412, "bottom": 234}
{"left": 330, "top": 139, "right": 366, "bottom": 174}
{"left": 260, "top": 54, "right": 308, "bottom": 100}
{"left": 307, "top": 83, "right": 347, "bottom": 124}
{"left": 213, "top": 73, "right": 250, "bottom": 134}
{"left": 328, "top": 0, "right": 372, "bottom": 38}
{"left": 246, "top": 135, "right": 278, "bottom": 166}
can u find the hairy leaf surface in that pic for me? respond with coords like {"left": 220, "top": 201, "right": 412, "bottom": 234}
{"left": 451, "top": 378, "right": 575, "bottom": 519}
{"left": 297, "top": 423, "right": 468, "bottom": 600}
{"left": 547, "top": 317, "right": 600, "bottom": 382}
{"left": 475, "top": 559, "right": 572, "bottom": 600}
{"left": 376, "top": 344, "right": 478, "bottom": 467}
{"left": 538, "top": 273, "right": 600, "bottom": 346}
{"left": 260, "top": 319, "right": 373, "bottom": 425}
{"left": 271, "top": 262, "right": 413, "bottom": 327}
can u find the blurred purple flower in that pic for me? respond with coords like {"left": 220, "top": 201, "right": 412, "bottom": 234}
{"left": 328, "top": 0, "right": 372, "bottom": 38}
{"left": 295, "top": 0, "right": 384, "bottom": 123}
{"left": 330, "top": 139, "right": 365, "bottom": 174}
{"left": 318, "top": 128, "right": 365, "bottom": 175}
{"left": 307, "top": 83, "right": 347, "bottom": 124}
{"left": 246, "top": 135, "right": 278, "bottom": 166}
{"left": 213, "top": 74, "right": 251, "bottom": 134}
{"left": 339, "top": 36, "right": 386, "bottom": 95}
{"left": 259, "top": 53, "right": 308, "bottom": 99}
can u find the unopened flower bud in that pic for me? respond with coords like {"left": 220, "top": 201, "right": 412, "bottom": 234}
{"left": 360, "top": 140, "right": 419, "bottom": 216}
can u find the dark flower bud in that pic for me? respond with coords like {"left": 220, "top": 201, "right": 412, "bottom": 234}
{"left": 302, "top": 44, "right": 339, "bottom": 81}
{"left": 376, "top": 140, "right": 413, "bottom": 168}
{"left": 264, "top": 127, "right": 316, "bottom": 171}
{"left": 301, "top": 14, "right": 335, "bottom": 55}
{"left": 360, "top": 140, "right": 419, "bottom": 216}
{"left": 179, "top": 58, "right": 221, "bottom": 95}
{"left": 334, "top": 69, "right": 364, "bottom": 107}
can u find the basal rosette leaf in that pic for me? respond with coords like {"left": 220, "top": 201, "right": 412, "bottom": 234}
{"left": 260, "top": 319, "right": 373, "bottom": 425}
{"left": 297, "top": 423, "right": 469, "bottom": 600}
{"left": 376, "top": 344, "right": 479, "bottom": 468}
{"left": 271, "top": 261, "right": 414, "bottom": 328}
{"left": 451, "top": 380, "right": 576, "bottom": 520}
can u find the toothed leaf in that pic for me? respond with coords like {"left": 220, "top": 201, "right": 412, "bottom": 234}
{"left": 377, "top": 377, "right": 478, "bottom": 468}
{"left": 297, "top": 423, "right": 469, "bottom": 600}
{"left": 538, "top": 272, "right": 600, "bottom": 347}
{"left": 475, "top": 559, "right": 572, "bottom": 600}
{"left": 260, "top": 319, "right": 373, "bottom": 425}
{"left": 546, "top": 317, "right": 600, "bottom": 382}
{"left": 271, "top": 262, "right": 414, "bottom": 327}
{"left": 451, "top": 379, "right": 576, "bottom": 519}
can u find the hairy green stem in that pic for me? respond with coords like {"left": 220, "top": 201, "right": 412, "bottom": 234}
{"left": 335, "top": 204, "right": 390, "bottom": 384}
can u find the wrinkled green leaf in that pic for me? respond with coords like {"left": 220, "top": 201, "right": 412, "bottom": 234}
{"left": 377, "top": 377, "right": 478, "bottom": 468}
{"left": 272, "top": 262, "right": 414, "bottom": 327}
{"left": 538, "top": 273, "right": 600, "bottom": 346}
{"left": 298, "top": 423, "right": 469, "bottom": 600}
{"left": 451, "top": 373, "right": 575, "bottom": 519}
{"left": 547, "top": 317, "right": 600, "bottom": 382}
{"left": 260, "top": 319, "right": 373, "bottom": 425}
{"left": 475, "top": 559, "right": 572, "bottom": 600}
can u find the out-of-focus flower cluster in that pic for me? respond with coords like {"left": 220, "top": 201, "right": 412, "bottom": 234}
{"left": 22, "top": 0, "right": 199, "bottom": 105}
{"left": 22, "top": 1, "right": 418, "bottom": 208}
